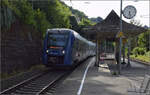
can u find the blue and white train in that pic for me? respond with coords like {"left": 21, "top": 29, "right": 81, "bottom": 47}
{"left": 43, "top": 28, "right": 95, "bottom": 68}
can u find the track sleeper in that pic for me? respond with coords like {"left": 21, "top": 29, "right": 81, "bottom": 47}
{"left": 23, "top": 86, "right": 42, "bottom": 90}
{"left": 45, "top": 92, "right": 53, "bottom": 95}
{"left": 15, "top": 90, "right": 37, "bottom": 94}
{"left": 19, "top": 88, "right": 41, "bottom": 92}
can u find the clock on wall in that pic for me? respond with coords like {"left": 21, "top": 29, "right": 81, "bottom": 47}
{"left": 123, "top": 5, "right": 137, "bottom": 19}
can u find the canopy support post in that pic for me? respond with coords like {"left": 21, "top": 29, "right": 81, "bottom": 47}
{"left": 127, "top": 38, "right": 131, "bottom": 67}
{"left": 95, "top": 39, "right": 99, "bottom": 66}
{"left": 122, "top": 43, "right": 126, "bottom": 64}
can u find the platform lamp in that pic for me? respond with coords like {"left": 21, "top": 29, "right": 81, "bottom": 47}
{"left": 119, "top": 0, "right": 137, "bottom": 74}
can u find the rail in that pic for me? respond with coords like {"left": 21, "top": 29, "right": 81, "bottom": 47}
{"left": 0, "top": 69, "right": 68, "bottom": 95}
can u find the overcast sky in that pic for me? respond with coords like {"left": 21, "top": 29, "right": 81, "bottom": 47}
{"left": 63, "top": 0, "right": 149, "bottom": 27}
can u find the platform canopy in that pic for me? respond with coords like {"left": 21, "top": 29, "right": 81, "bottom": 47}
{"left": 84, "top": 10, "right": 147, "bottom": 41}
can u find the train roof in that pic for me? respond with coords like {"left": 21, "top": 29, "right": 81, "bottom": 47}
{"left": 47, "top": 28, "right": 95, "bottom": 46}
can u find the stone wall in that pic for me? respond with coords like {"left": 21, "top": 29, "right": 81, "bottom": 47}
{"left": 1, "top": 20, "right": 42, "bottom": 74}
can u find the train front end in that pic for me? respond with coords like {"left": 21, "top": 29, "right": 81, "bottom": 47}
{"left": 43, "top": 29, "right": 72, "bottom": 67}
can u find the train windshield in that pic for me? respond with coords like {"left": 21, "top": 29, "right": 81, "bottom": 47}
{"left": 48, "top": 32, "right": 69, "bottom": 48}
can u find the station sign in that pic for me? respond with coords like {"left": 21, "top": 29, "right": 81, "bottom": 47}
{"left": 116, "top": 32, "right": 124, "bottom": 38}
{"left": 122, "top": 38, "right": 127, "bottom": 44}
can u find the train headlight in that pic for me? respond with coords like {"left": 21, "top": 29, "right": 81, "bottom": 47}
{"left": 46, "top": 50, "right": 49, "bottom": 53}
{"left": 62, "top": 50, "right": 65, "bottom": 54}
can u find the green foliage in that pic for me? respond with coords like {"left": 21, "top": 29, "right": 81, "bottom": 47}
{"left": 2, "top": 0, "right": 94, "bottom": 37}
{"left": 69, "top": 15, "right": 79, "bottom": 31}
{"left": 79, "top": 18, "right": 93, "bottom": 26}
{"left": 1, "top": 0, "right": 16, "bottom": 30}
{"left": 132, "top": 47, "right": 138, "bottom": 56}
{"left": 130, "top": 54, "right": 150, "bottom": 63}
{"left": 130, "top": 29, "right": 150, "bottom": 58}
{"left": 34, "top": 9, "right": 52, "bottom": 36}
{"left": 69, "top": 7, "right": 88, "bottom": 21}
{"left": 138, "top": 33, "right": 146, "bottom": 47}
{"left": 2, "top": 0, "right": 72, "bottom": 37}
{"left": 132, "top": 47, "right": 146, "bottom": 56}
{"left": 17, "top": 0, "right": 36, "bottom": 26}
{"left": 68, "top": 5, "right": 95, "bottom": 32}
{"left": 7, "top": 0, "right": 36, "bottom": 26}
{"left": 130, "top": 30, "right": 150, "bottom": 63}
{"left": 145, "top": 51, "right": 150, "bottom": 57}
{"left": 130, "top": 37, "right": 138, "bottom": 50}
{"left": 42, "top": 0, "right": 71, "bottom": 28}
{"left": 125, "top": 47, "right": 128, "bottom": 56}
{"left": 138, "top": 31, "right": 150, "bottom": 51}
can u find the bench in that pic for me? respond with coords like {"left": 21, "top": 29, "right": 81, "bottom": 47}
{"left": 127, "top": 74, "right": 150, "bottom": 95}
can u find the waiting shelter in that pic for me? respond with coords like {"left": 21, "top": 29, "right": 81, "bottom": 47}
{"left": 83, "top": 10, "right": 147, "bottom": 72}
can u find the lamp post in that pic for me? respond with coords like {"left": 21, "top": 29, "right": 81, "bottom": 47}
{"left": 119, "top": 1, "right": 137, "bottom": 71}
{"left": 118, "top": 0, "right": 123, "bottom": 74}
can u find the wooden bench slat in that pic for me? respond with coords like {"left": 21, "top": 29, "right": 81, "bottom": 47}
{"left": 140, "top": 75, "right": 150, "bottom": 91}
{"left": 128, "top": 74, "right": 150, "bottom": 95}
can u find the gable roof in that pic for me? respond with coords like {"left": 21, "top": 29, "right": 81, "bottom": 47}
{"left": 85, "top": 10, "right": 147, "bottom": 40}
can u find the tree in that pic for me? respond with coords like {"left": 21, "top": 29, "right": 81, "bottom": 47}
{"left": 79, "top": 18, "right": 93, "bottom": 27}
{"left": 138, "top": 30, "right": 150, "bottom": 51}
{"left": 130, "top": 19, "right": 142, "bottom": 26}
{"left": 29, "top": 0, "right": 72, "bottom": 28}
{"left": 69, "top": 15, "right": 79, "bottom": 31}
{"left": 90, "top": 17, "right": 103, "bottom": 23}
{"left": 69, "top": 7, "right": 88, "bottom": 21}
{"left": 42, "top": 0, "right": 71, "bottom": 28}
{"left": 34, "top": 9, "right": 52, "bottom": 37}
{"left": 12, "top": 0, "right": 36, "bottom": 27}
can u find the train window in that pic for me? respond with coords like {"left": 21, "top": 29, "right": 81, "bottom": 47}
{"left": 48, "top": 32, "right": 69, "bottom": 48}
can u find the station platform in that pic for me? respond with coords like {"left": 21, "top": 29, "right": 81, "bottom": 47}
{"left": 53, "top": 57, "right": 150, "bottom": 95}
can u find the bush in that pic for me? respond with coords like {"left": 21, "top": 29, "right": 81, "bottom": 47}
{"left": 16, "top": 0, "right": 36, "bottom": 27}
{"left": 138, "top": 31, "right": 150, "bottom": 51}
{"left": 136, "top": 55, "right": 150, "bottom": 63}
{"left": 132, "top": 47, "right": 146, "bottom": 56}
{"left": 138, "top": 47, "right": 146, "bottom": 55}
{"left": 132, "top": 47, "right": 138, "bottom": 56}
{"left": 145, "top": 51, "right": 150, "bottom": 57}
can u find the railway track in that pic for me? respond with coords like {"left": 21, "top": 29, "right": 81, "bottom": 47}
{"left": 0, "top": 69, "right": 69, "bottom": 95}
